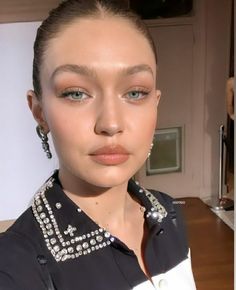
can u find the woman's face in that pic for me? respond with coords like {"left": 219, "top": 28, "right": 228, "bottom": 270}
{"left": 31, "top": 16, "right": 160, "bottom": 188}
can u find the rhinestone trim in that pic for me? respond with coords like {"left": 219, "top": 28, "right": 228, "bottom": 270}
{"left": 32, "top": 178, "right": 114, "bottom": 263}
{"left": 55, "top": 202, "right": 62, "bottom": 209}
{"left": 143, "top": 188, "right": 167, "bottom": 222}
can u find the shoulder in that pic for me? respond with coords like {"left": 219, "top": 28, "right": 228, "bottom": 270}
{"left": 0, "top": 209, "right": 38, "bottom": 262}
{"left": 148, "top": 188, "right": 178, "bottom": 217}
{"left": 149, "top": 189, "right": 173, "bottom": 205}
{"left": 149, "top": 188, "right": 189, "bottom": 248}
{"left": 1, "top": 207, "right": 40, "bottom": 246}
{"left": 148, "top": 188, "right": 183, "bottom": 216}
{"left": 0, "top": 208, "right": 48, "bottom": 289}
{"left": 0, "top": 206, "right": 48, "bottom": 262}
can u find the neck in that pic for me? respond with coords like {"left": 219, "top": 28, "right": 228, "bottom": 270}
{"left": 58, "top": 169, "right": 136, "bottom": 229}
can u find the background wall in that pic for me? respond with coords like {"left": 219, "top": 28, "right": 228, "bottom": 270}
{"left": 0, "top": 22, "right": 57, "bottom": 220}
{"left": 137, "top": 0, "right": 232, "bottom": 199}
{"left": 0, "top": 0, "right": 60, "bottom": 23}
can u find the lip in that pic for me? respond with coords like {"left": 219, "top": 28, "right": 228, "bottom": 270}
{"left": 89, "top": 145, "right": 130, "bottom": 165}
{"left": 90, "top": 145, "right": 129, "bottom": 155}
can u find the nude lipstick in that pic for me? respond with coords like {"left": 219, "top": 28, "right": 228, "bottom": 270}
{"left": 89, "top": 145, "right": 129, "bottom": 165}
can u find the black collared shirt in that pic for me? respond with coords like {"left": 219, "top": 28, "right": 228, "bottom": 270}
{"left": 0, "top": 171, "right": 196, "bottom": 290}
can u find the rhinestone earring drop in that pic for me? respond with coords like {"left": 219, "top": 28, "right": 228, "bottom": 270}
{"left": 36, "top": 125, "right": 52, "bottom": 159}
{"left": 147, "top": 142, "right": 154, "bottom": 158}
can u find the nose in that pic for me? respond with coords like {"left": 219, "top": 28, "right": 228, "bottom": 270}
{"left": 94, "top": 97, "right": 124, "bottom": 136}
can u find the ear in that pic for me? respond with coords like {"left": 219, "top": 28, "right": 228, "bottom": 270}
{"left": 27, "top": 90, "right": 49, "bottom": 132}
{"left": 156, "top": 89, "right": 161, "bottom": 107}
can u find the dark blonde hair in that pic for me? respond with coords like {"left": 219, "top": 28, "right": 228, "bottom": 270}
{"left": 33, "top": 0, "right": 157, "bottom": 97}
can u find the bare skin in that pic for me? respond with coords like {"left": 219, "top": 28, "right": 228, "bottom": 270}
{"left": 28, "top": 16, "right": 160, "bottom": 278}
{"left": 64, "top": 186, "right": 150, "bottom": 276}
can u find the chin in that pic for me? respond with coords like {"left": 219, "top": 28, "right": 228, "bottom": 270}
{"left": 60, "top": 155, "right": 145, "bottom": 189}
{"left": 91, "top": 174, "right": 132, "bottom": 188}
{"left": 81, "top": 167, "right": 136, "bottom": 189}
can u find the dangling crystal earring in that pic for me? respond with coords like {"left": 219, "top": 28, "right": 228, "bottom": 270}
{"left": 147, "top": 142, "right": 154, "bottom": 158}
{"left": 36, "top": 125, "right": 52, "bottom": 159}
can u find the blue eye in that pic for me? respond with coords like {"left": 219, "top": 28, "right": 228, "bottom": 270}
{"left": 126, "top": 90, "right": 149, "bottom": 100}
{"left": 61, "top": 89, "right": 89, "bottom": 101}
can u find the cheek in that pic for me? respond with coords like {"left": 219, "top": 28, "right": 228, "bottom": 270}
{"left": 42, "top": 99, "right": 93, "bottom": 147}
{"left": 131, "top": 105, "right": 157, "bottom": 141}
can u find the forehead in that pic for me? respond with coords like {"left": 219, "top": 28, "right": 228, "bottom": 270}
{"left": 41, "top": 17, "right": 156, "bottom": 78}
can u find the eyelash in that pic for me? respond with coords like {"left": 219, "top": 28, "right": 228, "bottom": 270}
{"left": 59, "top": 88, "right": 150, "bottom": 102}
{"left": 60, "top": 88, "right": 90, "bottom": 101}
{"left": 124, "top": 89, "right": 150, "bottom": 101}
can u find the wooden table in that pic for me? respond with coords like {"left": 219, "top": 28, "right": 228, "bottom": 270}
{"left": 180, "top": 198, "right": 234, "bottom": 290}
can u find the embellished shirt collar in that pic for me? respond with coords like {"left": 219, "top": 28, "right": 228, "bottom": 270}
{"left": 32, "top": 171, "right": 167, "bottom": 263}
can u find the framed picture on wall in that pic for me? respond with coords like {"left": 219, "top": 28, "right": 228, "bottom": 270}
{"left": 146, "top": 127, "right": 182, "bottom": 175}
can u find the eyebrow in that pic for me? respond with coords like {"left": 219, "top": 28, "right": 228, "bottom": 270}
{"left": 50, "top": 63, "right": 154, "bottom": 81}
{"left": 122, "top": 64, "right": 154, "bottom": 76}
{"left": 50, "top": 64, "right": 97, "bottom": 80}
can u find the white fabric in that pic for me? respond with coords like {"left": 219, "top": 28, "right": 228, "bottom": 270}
{"left": 133, "top": 250, "right": 196, "bottom": 290}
